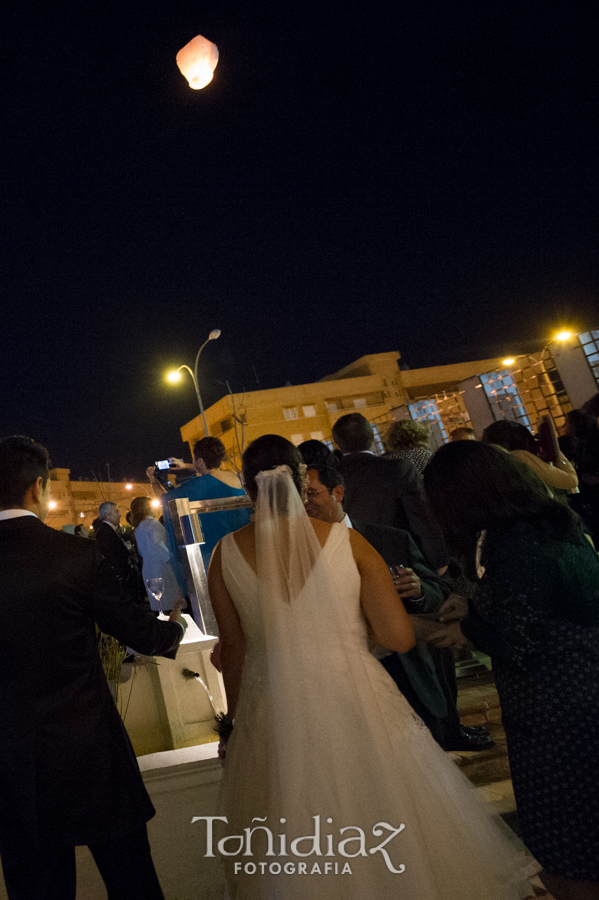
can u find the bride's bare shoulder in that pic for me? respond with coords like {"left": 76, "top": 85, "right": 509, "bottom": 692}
{"left": 231, "top": 522, "right": 255, "bottom": 546}
{"left": 307, "top": 516, "right": 334, "bottom": 548}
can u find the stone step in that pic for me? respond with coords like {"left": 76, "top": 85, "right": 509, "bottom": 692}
{"left": 454, "top": 677, "right": 512, "bottom": 786}
{"left": 451, "top": 721, "right": 512, "bottom": 785}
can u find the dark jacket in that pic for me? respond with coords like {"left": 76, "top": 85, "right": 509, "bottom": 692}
{"left": 339, "top": 452, "right": 447, "bottom": 569}
{"left": 351, "top": 518, "right": 450, "bottom": 719}
{"left": 0, "top": 515, "right": 183, "bottom": 853}
{"left": 95, "top": 520, "right": 145, "bottom": 602}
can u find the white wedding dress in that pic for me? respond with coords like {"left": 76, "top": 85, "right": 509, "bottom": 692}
{"left": 217, "top": 468, "right": 537, "bottom": 900}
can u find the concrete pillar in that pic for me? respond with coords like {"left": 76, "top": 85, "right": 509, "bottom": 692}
{"left": 458, "top": 375, "right": 495, "bottom": 437}
{"left": 551, "top": 341, "right": 598, "bottom": 410}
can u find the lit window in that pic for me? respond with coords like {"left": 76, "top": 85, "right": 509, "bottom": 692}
{"left": 302, "top": 405, "right": 317, "bottom": 418}
{"left": 326, "top": 401, "right": 339, "bottom": 413}
{"left": 579, "top": 331, "right": 599, "bottom": 387}
{"left": 283, "top": 407, "right": 298, "bottom": 420}
{"left": 290, "top": 434, "right": 303, "bottom": 445}
{"left": 310, "top": 431, "right": 324, "bottom": 440}
{"left": 353, "top": 398, "right": 367, "bottom": 408}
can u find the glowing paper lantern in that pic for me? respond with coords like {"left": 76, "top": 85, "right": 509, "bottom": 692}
{"left": 176, "top": 35, "right": 219, "bottom": 90}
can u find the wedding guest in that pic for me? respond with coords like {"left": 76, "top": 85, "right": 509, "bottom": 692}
{"left": 423, "top": 441, "right": 599, "bottom": 900}
{"left": 482, "top": 419, "right": 578, "bottom": 494}
{"left": 581, "top": 391, "right": 599, "bottom": 423}
{"left": 0, "top": 435, "right": 186, "bottom": 900}
{"left": 95, "top": 501, "right": 147, "bottom": 608}
{"left": 449, "top": 425, "right": 476, "bottom": 441}
{"left": 384, "top": 419, "right": 432, "bottom": 475}
{"left": 147, "top": 437, "right": 250, "bottom": 593}
{"left": 332, "top": 413, "right": 447, "bottom": 571}
{"left": 130, "top": 496, "right": 184, "bottom": 613}
{"left": 560, "top": 410, "right": 599, "bottom": 540}
{"left": 74, "top": 523, "right": 90, "bottom": 538}
{"left": 297, "top": 438, "right": 338, "bottom": 469}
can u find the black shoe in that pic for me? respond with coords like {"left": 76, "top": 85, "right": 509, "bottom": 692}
{"left": 449, "top": 727, "right": 495, "bottom": 752}
{"left": 461, "top": 724, "right": 491, "bottom": 737}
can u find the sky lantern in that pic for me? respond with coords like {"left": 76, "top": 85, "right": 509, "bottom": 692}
{"left": 176, "top": 35, "right": 219, "bottom": 90}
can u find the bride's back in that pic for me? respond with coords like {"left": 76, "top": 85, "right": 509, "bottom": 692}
{"left": 230, "top": 516, "right": 335, "bottom": 576}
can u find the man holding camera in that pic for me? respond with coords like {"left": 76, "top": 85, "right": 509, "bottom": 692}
{"left": 147, "top": 437, "right": 250, "bottom": 594}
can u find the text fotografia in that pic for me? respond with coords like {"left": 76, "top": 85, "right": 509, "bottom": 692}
{"left": 191, "top": 815, "right": 406, "bottom": 874}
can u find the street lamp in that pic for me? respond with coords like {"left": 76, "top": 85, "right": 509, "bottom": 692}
{"left": 167, "top": 329, "right": 221, "bottom": 437}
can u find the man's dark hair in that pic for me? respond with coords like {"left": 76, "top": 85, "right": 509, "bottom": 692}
{"left": 306, "top": 464, "right": 344, "bottom": 493}
{"left": 0, "top": 436, "right": 50, "bottom": 508}
{"left": 193, "top": 436, "right": 226, "bottom": 470}
{"left": 298, "top": 439, "right": 338, "bottom": 469}
{"left": 332, "top": 414, "right": 373, "bottom": 454}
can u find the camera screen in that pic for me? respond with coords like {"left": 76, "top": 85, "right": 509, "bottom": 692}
{"left": 155, "top": 460, "right": 170, "bottom": 470}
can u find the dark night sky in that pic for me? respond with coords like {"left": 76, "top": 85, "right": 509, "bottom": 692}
{"left": 1, "top": 0, "right": 597, "bottom": 479}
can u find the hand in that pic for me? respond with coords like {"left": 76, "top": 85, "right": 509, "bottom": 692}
{"left": 438, "top": 593, "right": 469, "bottom": 622}
{"left": 169, "top": 600, "right": 188, "bottom": 633}
{"left": 391, "top": 567, "right": 422, "bottom": 599}
{"left": 426, "top": 621, "right": 468, "bottom": 649}
{"left": 168, "top": 457, "right": 194, "bottom": 472}
{"left": 146, "top": 465, "right": 157, "bottom": 482}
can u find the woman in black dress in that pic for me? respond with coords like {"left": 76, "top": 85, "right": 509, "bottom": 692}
{"left": 423, "top": 441, "right": 599, "bottom": 900}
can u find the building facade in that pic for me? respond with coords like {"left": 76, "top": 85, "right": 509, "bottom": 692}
{"left": 179, "top": 332, "right": 599, "bottom": 468}
{"left": 45, "top": 469, "right": 153, "bottom": 531}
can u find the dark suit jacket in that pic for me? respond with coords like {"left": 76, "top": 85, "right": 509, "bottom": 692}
{"left": 351, "top": 518, "right": 450, "bottom": 718}
{"left": 339, "top": 452, "right": 447, "bottom": 569}
{"left": 95, "top": 521, "right": 135, "bottom": 582}
{"left": 0, "top": 515, "right": 183, "bottom": 854}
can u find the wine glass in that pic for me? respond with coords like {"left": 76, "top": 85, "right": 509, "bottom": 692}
{"left": 146, "top": 577, "right": 165, "bottom": 615}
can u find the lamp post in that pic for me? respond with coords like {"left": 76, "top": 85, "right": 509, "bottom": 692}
{"left": 168, "top": 329, "right": 221, "bottom": 437}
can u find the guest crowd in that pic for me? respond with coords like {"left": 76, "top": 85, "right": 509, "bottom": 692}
{"left": 1, "top": 390, "right": 599, "bottom": 899}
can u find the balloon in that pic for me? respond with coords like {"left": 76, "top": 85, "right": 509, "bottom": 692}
{"left": 176, "top": 35, "right": 219, "bottom": 90}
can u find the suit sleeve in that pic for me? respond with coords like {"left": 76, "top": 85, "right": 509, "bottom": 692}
{"left": 85, "top": 544, "right": 182, "bottom": 658}
{"left": 403, "top": 533, "right": 451, "bottom": 614}
{"left": 396, "top": 460, "right": 447, "bottom": 570}
{"left": 95, "top": 524, "right": 131, "bottom": 581}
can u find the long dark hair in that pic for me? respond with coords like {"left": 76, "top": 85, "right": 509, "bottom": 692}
{"left": 242, "top": 435, "right": 304, "bottom": 499}
{"left": 481, "top": 419, "right": 538, "bottom": 455}
{"left": 130, "top": 496, "right": 153, "bottom": 528}
{"left": 423, "top": 441, "right": 582, "bottom": 562}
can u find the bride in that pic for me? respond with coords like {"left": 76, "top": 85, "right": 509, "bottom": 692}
{"left": 207, "top": 435, "right": 538, "bottom": 899}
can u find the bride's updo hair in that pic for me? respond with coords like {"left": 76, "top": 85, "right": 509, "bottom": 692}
{"left": 242, "top": 435, "right": 304, "bottom": 498}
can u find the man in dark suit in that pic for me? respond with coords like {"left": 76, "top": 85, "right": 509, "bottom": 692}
{"left": 0, "top": 436, "right": 186, "bottom": 900}
{"left": 95, "top": 500, "right": 147, "bottom": 607}
{"left": 332, "top": 413, "right": 447, "bottom": 571}
{"left": 303, "top": 460, "right": 493, "bottom": 752}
